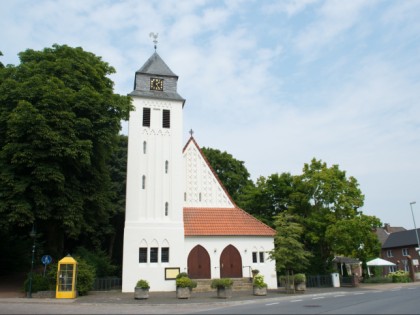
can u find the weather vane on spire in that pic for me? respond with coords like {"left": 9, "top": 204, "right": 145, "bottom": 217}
{"left": 149, "top": 32, "right": 158, "bottom": 51}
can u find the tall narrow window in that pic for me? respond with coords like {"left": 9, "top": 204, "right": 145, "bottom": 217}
{"left": 259, "top": 252, "right": 265, "bottom": 263}
{"left": 150, "top": 247, "right": 158, "bottom": 263}
{"left": 143, "top": 141, "right": 147, "bottom": 154}
{"left": 143, "top": 108, "right": 151, "bottom": 127}
{"left": 161, "top": 248, "right": 169, "bottom": 263}
{"left": 199, "top": 193, "right": 202, "bottom": 202}
{"left": 184, "top": 192, "right": 187, "bottom": 201}
{"left": 139, "top": 248, "right": 147, "bottom": 263}
{"left": 165, "top": 202, "right": 169, "bottom": 216}
{"left": 402, "top": 248, "right": 409, "bottom": 256}
{"left": 162, "top": 109, "right": 170, "bottom": 128}
{"left": 142, "top": 175, "right": 146, "bottom": 189}
{"left": 252, "top": 252, "right": 257, "bottom": 263}
{"left": 165, "top": 160, "right": 169, "bottom": 174}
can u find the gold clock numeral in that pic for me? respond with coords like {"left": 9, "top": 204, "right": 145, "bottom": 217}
{"left": 150, "top": 78, "right": 163, "bottom": 91}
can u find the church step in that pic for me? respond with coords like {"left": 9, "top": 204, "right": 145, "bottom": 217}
{"left": 193, "top": 278, "right": 253, "bottom": 292}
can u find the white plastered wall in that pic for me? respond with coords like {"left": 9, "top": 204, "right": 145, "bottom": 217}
{"left": 122, "top": 96, "right": 186, "bottom": 292}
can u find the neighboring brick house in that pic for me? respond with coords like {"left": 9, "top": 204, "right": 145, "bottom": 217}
{"left": 374, "top": 223, "right": 406, "bottom": 246}
{"left": 381, "top": 228, "right": 420, "bottom": 275}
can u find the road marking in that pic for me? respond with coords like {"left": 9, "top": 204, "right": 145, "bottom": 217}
{"left": 312, "top": 297, "right": 324, "bottom": 300}
{"left": 334, "top": 295, "right": 345, "bottom": 297}
{"left": 353, "top": 292, "right": 365, "bottom": 295}
{"left": 407, "top": 287, "right": 417, "bottom": 290}
{"left": 266, "top": 302, "right": 279, "bottom": 306}
{"left": 290, "top": 299, "right": 302, "bottom": 302}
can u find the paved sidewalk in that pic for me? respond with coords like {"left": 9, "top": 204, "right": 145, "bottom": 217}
{"left": 1, "top": 282, "right": 419, "bottom": 306}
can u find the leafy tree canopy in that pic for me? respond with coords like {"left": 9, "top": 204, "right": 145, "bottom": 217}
{"left": 0, "top": 44, "right": 132, "bottom": 257}
{"left": 269, "top": 212, "right": 312, "bottom": 273}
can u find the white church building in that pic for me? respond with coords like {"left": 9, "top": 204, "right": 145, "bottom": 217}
{"left": 122, "top": 49, "right": 277, "bottom": 292}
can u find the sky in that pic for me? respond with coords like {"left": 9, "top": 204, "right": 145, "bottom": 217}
{"left": 1, "top": 0, "right": 420, "bottom": 230}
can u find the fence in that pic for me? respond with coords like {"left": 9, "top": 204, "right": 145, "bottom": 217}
{"left": 306, "top": 274, "right": 333, "bottom": 288}
{"left": 93, "top": 277, "right": 122, "bottom": 291}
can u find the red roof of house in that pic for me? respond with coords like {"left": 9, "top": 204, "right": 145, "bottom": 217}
{"left": 184, "top": 207, "right": 276, "bottom": 236}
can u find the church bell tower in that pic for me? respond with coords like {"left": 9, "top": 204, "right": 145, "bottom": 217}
{"left": 122, "top": 39, "right": 186, "bottom": 291}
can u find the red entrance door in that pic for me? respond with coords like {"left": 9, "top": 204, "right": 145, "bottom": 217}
{"left": 187, "top": 245, "right": 211, "bottom": 279}
{"left": 220, "top": 245, "right": 243, "bottom": 278}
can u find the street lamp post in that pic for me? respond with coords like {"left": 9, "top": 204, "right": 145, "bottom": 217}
{"left": 409, "top": 201, "right": 420, "bottom": 253}
{"left": 28, "top": 225, "right": 36, "bottom": 298}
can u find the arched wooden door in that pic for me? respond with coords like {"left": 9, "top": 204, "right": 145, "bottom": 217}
{"left": 187, "top": 245, "right": 211, "bottom": 279}
{"left": 220, "top": 245, "right": 243, "bottom": 278}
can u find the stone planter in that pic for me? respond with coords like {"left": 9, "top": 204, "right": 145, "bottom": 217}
{"left": 134, "top": 287, "right": 149, "bottom": 299}
{"left": 176, "top": 287, "right": 191, "bottom": 299}
{"left": 253, "top": 286, "right": 267, "bottom": 296}
{"left": 216, "top": 287, "right": 232, "bottom": 299}
{"left": 294, "top": 282, "right": 306, "bottom": 292}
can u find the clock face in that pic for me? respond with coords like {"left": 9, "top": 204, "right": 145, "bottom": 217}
{"left": 150, "top": 78, "right": 163, "bottom": 91}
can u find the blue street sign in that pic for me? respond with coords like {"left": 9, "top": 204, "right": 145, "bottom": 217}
{"left": 41, "top": 255, "right": 52, "bottom": 265}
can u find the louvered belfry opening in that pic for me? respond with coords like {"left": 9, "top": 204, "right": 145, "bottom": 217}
{"left": 162, "top": 109, "right": 170, "bottom": 128}
{"left": 142, "top": 107, "right": 151, "bottom": 127}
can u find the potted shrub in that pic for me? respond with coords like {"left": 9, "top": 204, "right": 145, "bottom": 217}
{"left": 252, "top": 274, "right": 267, "bottom": 296}
{"left": 175, "top": 274, "right": 197, "bottom": 299}
{"left": 211, "top": 278, "right": 233, "bottom": 299}
{"left": 134, "top": 279, "right": 150, "bottom": 299}
{"left": 294, "top": 273, "right": 306, "bottom": 292}
{"left": 251, "top": 269, "right": 260, "bottom": 278}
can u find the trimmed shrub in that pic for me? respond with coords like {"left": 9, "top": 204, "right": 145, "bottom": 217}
{"left": 176, "top": 276, "right": 197, "bottom": 289}
{"left": 253, "top": 274, "right": 267, "bottom": 288}
{"left": 211, "top": 278, "right": 233, "bottom": 289}
{"left": 386, "top": 270, "right": 411, "bottom": 283}
{"left": 294, "top": 273, "right": 306, "bottom": 283}
{"left": 176, "top": 272, "right": 189, "bottom": 279}
{"left": 136, "top": 279, "right": 150, "bottom": 289}
{"left": 23, "top": 273, "right": 50, "bottom": 293}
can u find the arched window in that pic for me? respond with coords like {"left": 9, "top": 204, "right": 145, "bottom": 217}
{"left": 143, "top": 141, "right": 147, "bottom": 154}
{"left": 165, "top": 160, "right": 169, "bottom": 174}
{"left": 142, "top": 175, "right": 146, "bottom": 189}
{"left": 165, "top": 202, "right": 169, "bottom": 216}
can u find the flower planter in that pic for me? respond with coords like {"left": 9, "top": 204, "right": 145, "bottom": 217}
{"left": 294, "top": 282, "right": 306, "bottom": 292}
{"left": 253, "top": 286, "right": 267, "bottom": 296}
{"left": 176, "top": 287, "right": 191, "bottom": 299}
{"left": 217, "top": 287, "right": 232, "bottom": 299}
{"left": 134, "top": 287, "right": 149, "bottom": 299}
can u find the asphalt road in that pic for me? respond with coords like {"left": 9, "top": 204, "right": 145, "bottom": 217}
{"left": 195, "top": 285, "right": 420, "bottom": 314}
{"left": 1, "top": 283, "right": 419, "bottom": 314}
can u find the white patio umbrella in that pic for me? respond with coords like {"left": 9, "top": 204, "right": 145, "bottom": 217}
{"left": 366, "top": 258, "right": 396, "bottom": 276}
{"left": 366, "top": 258, "right": 396, "bottom": 266}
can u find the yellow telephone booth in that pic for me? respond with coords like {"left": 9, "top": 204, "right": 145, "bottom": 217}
{"left": 56, "top": 255, "right": 77, "bottom": 299}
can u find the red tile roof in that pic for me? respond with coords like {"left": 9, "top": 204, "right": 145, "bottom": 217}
{"left": 184, "top": 207, "right": 276, "bottom": 236}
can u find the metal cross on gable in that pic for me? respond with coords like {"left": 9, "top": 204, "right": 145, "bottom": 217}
{"left": 189, "top": 129, "right": 194, "bottom": 137}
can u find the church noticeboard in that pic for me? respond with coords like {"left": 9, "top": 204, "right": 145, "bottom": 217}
{"left": 165, "top": 267, "right": 180, "bottom": 280}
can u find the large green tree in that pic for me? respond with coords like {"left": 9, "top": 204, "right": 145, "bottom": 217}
{"left": 289, "top": 158, "right": 373, "bottom": 274}
{"left": 0, "top": 44, "right": 131, "bottom": 258}
{"left": 241, "top": 173, "right": 294, "bottom": 227}
{"left": 269, "top": 212, "right": 312, "bottom": 273}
